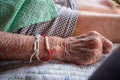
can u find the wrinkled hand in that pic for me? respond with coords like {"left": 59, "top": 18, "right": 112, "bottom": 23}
{"left": 49, "top": 31, "right": 113, "bottom": 65}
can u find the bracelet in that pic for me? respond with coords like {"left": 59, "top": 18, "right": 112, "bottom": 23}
{"left": 30, "top": 34, "right": 42, "bottom": 62}
{"left": 30, "top": 34, "right": 52, "bottom": 62}
{"left": 41, "top": 34, "right": 52, "bottom": 61}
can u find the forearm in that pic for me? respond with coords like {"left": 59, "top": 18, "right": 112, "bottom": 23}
{"left": 72, "top": 11, "right": 120, "bottom": 42}
{"left": 0, "top": 31, "right": 64, "bottom": 61}
{"left": 77, "top": 0, "right": 117, "bottom": 14}
{"left": 0, "top": 31, "right": 43, "bottom": 60}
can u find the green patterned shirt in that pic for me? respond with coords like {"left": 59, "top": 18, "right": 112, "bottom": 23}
{"left": 0, "top": 0, "right": 58, "bottom": 32}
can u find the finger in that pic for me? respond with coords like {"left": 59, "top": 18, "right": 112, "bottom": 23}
{"left": 102, "top": 36, "right": 113, "bottom": 54}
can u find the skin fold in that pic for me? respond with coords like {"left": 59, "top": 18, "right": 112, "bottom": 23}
{"left": 72, "top": 11, "right": 120, "bottom": 43}
{"left": 77, "top": 0, "right": 118, "bottom": 13}
{"left": 72, "top": 0, "right": 120, "bottom": 43}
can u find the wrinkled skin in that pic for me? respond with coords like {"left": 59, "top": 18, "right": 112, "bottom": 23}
{"left": 49, "top": 31, "right": 113, "bottom": 65}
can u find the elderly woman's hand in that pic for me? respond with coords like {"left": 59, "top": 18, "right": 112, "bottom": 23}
{"left": 48, "top": 31, "right": 113, "bottom": 65}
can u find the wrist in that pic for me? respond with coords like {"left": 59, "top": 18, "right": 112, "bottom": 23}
{"left": 38, "top": 36, "right": 47, "bottom": 60}
{"left": 38, "top": 36, "right": 57, "bottom": 60}
{"left": 31, "top": 35, "right": 65, "bottom": 61}
{"left": 45, "top": 36, "right": 65, "bottom": 60}
{"left": 37, "top": 35, "right": 65, "bottom": 61}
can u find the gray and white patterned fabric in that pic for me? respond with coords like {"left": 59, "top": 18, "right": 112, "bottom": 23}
{"left": 54, "top": 0, "right": 78, "bottom": 10}
{"left": 15, "top": 2, "right": 79, "bottom": 38}
{"left": 0, "top": 60, "right": 103, "bottom": 80}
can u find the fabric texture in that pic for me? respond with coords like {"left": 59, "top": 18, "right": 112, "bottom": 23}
{"left": 0, "top": 60, "right": 103, "bottom": 80}
{"left": 0, "top": 0, "right": 58, "bottom": 32}
{"left": 54, "top": 0, "right": 78, "bottom": 10}
{"left": 15, "top": 5, "right": 79, "bottom": 38}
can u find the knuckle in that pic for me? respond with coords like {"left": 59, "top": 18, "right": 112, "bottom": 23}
{"left": 88, "top": 31, "right": 100, "bottom": 36}
{"left": 87, "top": 37, "right": 101, "bottom": 49}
